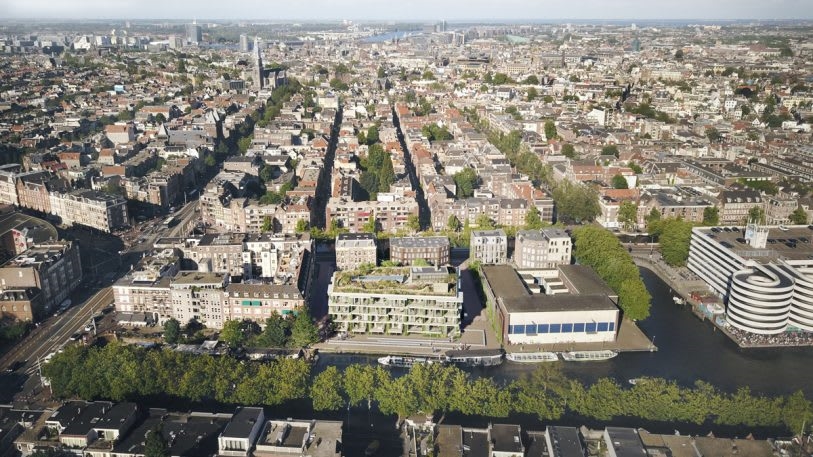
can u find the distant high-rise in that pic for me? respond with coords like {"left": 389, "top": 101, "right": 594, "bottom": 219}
{"left": 186, "top": 21, "right": 202, "bottom": 45}
{"left": 254, "top": 36, "right": 264, "bottom": 90}
{"left": 631, "top": 37, "right": 641, "bottom": 52}
{"left": 169, "top": 35, "right": 183, "bottom": 50}
{"left": 239, "top": 34, "right": 249, "bottom": 52}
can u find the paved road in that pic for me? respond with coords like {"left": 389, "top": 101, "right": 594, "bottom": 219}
{"left": 0, "top": 287, "right": 113, "bottom": 402}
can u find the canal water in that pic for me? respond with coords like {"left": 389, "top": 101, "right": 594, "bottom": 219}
{"left": 318, "top": 267, "right": 813, "bottom": 397}
{"left": 313, "top": 266, "right": 812, "bottom": 449}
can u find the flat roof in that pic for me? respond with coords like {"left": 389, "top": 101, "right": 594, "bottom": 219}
{"left": 694, "top": 225, "right": 813, "bottom": 263}
{"left": 390, "top": 236, "right": 450, "bottom": 249}
{"left": 436, "top": 425, "right": 463, "bottom": 457}
{"left": 604, "top": 427, "right": 645, "bottom": 457}
{"left": 221, "top": 407, "right": 264, "bottom": 438}
{"left": 558, "top": 265, "right": 616, "bottom": 297}
{"left": 173, "top": 271, "right": 226, "bottom": 285}
{"left": 481, "top": 265, "right": 531, "bottom": 301}
{"left": 462, "top": 429, "right": 489, "bottom": 457}
{"left": 546, "top": 426, "right": 585, "bottom": 457}
{"left": 508, "top": 294, "right": 619, "bottom": 313}
{"left": 491, "top": 424, "right": 523, "bottom": 454}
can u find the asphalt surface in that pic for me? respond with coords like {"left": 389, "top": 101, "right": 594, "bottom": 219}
{"left": 0, "top": 287, "right": 113, "bottom": 403}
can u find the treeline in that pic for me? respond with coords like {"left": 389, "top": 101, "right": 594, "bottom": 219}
{"left": 44, "top": 344, "right": 812, "bottom": 434}
{"left": 572, "top": 226, "right": 651, "bottom": 320}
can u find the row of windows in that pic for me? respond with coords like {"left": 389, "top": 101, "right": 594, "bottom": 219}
{"left": 508, "top": 322, "right": 616, "bottom": 335}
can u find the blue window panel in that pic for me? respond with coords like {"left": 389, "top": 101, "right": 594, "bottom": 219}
{"left": 508, "top": 325, "right": 514, "bottom": 334}
{"left": 525, "top": 324, "right": 536, "bottom": 334}
{"left": 515, "top": 324, "right": 525, "bottom": 334}
{"left": 597, "top": 322, "right": 609, "bottom": 332}
{"left": 549, "top": 324, "right": 561, "bottom": 333}
{"left": 586, "top": 322, "right": 597, "bottom": 333}
{"left": 562, "top": 323, "right": 573, "bottom": 333}
{"left": 538, "top": 324, "right": 548, "bottom": 333}
{"left": 609, "top": 322, "right": 615, "bottom": 331}
{"left": 574, "top": 323, "right": 585, "bottom": 332}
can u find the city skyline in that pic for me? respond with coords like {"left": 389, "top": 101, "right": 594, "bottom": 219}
{"left": 2, "top": 0, "right": 813, "bottom": 21}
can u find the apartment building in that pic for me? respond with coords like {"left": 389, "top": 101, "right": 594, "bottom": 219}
{"left": 514, "top": 229, "right": 572, "bottom": 269}
{"left": 335, "top": 233, "right": 377, "bottom": 271}
{"left": 112, "top": 250, "right": 179, "bottom": 324}
{"left": 326, "top": 197, "right": 418, "bottom": 233}
{"left": 170, "top": 271, "right": 228, "bottom": 329}
{"left": 0, "top": 241, "right": 82, "bottom": 319}
{"left": 717, "top": 189, "right": 762, "bottom": 225}
{"left": 0, "top": 164, "right": 21, "bottom": 206}
{"left": 389, "top": 236, "right": 450, "bottom": 266}
{"left": 328, "top": 266, "right": 462, "bottom": 337}
{"left": 471, "top": 230, "right": 508, "bottom": 265}
{"left": 223, "top": 283, "right": 304, "bottom": 324}
{"left": 49, "top": 189, "right": 129, "bottom": 233}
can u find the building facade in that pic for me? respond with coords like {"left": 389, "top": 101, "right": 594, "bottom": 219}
{"left": 389, "top": 236, "right": 450, "bottom": 266}
{"left": 471, "top": 230, "right": 508, "bottom": 265}
{"left": 514, "top": 229, "right": 571, "bottom": 269}
{"left": 335, "top": 233, "right": 377, "bottom": 271}
{"left": 328, "top": 266, "right": 462, "bottom": 337}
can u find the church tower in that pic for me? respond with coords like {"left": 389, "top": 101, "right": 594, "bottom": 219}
{"left": 254, "top": 36, "right": 264, "bottom": 90}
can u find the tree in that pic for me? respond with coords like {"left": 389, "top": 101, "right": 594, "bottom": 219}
{"left": 659, "top": 219, "right": 694, "bottom": 267}
{"left": 544, "top": 120, "right": 557, "bottom": 140}
{"left": 366, "top": 125, "right": 380, "bottom": 145}
{"left": 238, "top": 136, "right": 253, "bottom": 154}
{"left": 706, "top": 127, "right": 722, "bottom": 143}
{"left": 523, "top": 75, "right": 540, "bottom": 85}
{"left": 476, "top": 213, "right": 495, "bottom": 230}
{"left": 525, "top": 205, "right": 544, "bottom": 230}
{"left": 618, "top": 201, "right": 638, "bottom": 232}
{"left": 703, "top": 206, "right": 720, "bottom": 226}
{"left": 526, "top": 87, "right": 538, "bottom": 102}
{"left": 561, "top": 144, "right": 576, "bottom": 159}
{"left": 220, "top": 320, "right": 246, "bottom": 347}
{"left": 552, "top": 181, "right": 601, "bottom": 224}
{"left": 344, "top": 364, "right": 380, "bottom": 407}
{"left": 447, "top": 215, "right": 461, "bottom": 232}
{"left": 312, "top": 366, "right": 345, "bottom": 411}
{"left": 290, "top": 308, "right": 319, "bottom": 348}
{"left": 261, "top": 216, "right": 274, "bottom": 233}
{"left": 748, "top": 206, "right": 766, "bottom": 224}
{"left": 790, "top": 207, "right": 809, "bottom": 225}
{"left": 295, "top": 219, "right": 309, "bottom": 233}
{"left": 602, "top": 144, "right": 620, "bottom": 157}
{"left": 378, "top": 155, "right": 395, "bottom": 192}
{"left": 454, "top": 168, "right": 478, "bottom": 199}
{"left": 204, "top": 154, "right": 216, "bottom": 167}
{"left": 674, "top": 49, "right": 684, "bottom": 60}
{"left": 362, "top": 214, "right": 378, "bottom": 234}
{"left": 646, "top": 207, "right": 661, "bottom": 226}
{"left": 144, "top": 426, "right": 169, "bottom": 457}
{"left": 407, "top": 214, "right": 421, "bottom": 233}
{"left": 611, "top": 174, "right": 629, "bottom": 189}
{"left": 163, "top": 318, "right": 181, "bottom": 344}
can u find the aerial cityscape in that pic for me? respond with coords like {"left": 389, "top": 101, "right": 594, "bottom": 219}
{"left": 0, "top": 1, "right": 812, "bottom": 456}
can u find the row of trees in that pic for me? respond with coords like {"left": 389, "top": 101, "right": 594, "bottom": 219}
{"left": 218, "top": 310, "right": 320, "bottom": 349}
{"left": 358, "top": 143, "right": 396, "bottom": 199}
{"left": 43, "top": 346, "right": 812, "bottom": 434}
{"left": 572, "top": 226, "right": 652, "bottom": 320}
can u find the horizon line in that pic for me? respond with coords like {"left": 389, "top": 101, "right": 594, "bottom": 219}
{"left": 2, "top": 17, "right": 813, "bottom": 23}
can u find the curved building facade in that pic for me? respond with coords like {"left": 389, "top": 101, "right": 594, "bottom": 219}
{"left": 687, "top": 225, "right": 813, "bottom": 335}
{"left": 725, "top": 265, "right": 793, "bottom": 334}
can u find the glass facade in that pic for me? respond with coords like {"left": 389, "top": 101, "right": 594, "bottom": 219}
{"left": 508, "top": 321, "right": 615, "bottom": 334}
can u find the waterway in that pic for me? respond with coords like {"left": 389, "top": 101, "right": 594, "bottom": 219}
{"left": 318, "top": 267, "right": 813, "bottom": 397}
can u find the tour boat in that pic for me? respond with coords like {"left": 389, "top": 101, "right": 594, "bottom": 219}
{"left": 505, "top": 352, "right": 559, "bottom": 363}
{"left": 377, "top": 355, "right": 433, "bottom": 368}
{"left": 445, "top": 349, "right": 504, "bottom": 367}
{"left": 560, "top": 350, "right": 618, "bottom": 361}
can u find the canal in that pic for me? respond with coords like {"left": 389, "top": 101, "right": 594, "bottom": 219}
{"left": 318, "top": 267, "right": 813, "bottom": 397}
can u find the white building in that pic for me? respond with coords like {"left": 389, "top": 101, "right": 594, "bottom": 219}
{"left": 481, "top": 264, "right": 619, "bottom": 345}
{"left": 219, "top": 407, "right": 265, "bottom": 457}
{"left": 687, "top": 224, "right": 813, "bottom": 335}
{"left": 471, "top": 230, "right": 508, "bottom": 265}
{"left": 514, "top": 228, "right": 571, "bottom": 269}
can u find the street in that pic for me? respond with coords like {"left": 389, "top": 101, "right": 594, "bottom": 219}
{"left": 0, "top": 287, "right": 113, "bottom": 403}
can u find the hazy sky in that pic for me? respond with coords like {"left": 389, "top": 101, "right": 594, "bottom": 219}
{"left": 2, "top": 0, "right": 812, "bottom": 21}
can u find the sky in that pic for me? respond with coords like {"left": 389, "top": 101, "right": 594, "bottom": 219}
{"left": 1, "top": 0, "right": 812, "bottom": 21}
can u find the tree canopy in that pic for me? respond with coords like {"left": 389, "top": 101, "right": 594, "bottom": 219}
{"left": 552, "top": 181, "right": 601, "bottom": 224}
{"left": 453, "top": 167, "right": 479, "bottom": 199}
{"left": 572, "top": 225, "right": 651, "bottom": 320}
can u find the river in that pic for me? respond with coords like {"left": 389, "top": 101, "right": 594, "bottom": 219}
{"left": 317, "top": 267, "right": 813, "bottom": 397}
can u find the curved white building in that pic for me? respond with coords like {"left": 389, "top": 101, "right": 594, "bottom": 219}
{"left": 687, "top": 225, "right": 813, "bottom": 335}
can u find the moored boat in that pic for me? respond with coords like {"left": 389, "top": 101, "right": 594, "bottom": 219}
{"left": 444, "top": 348, "right": 504, "bottom": 367}
{"left": 505, "top": 351, "right": 559, "bottom": 363}
{"left": 560, "top": 350, "right": 618, "bottom": 361}
{"left": 377, "top": 355, "right": 432, "bottom": 368}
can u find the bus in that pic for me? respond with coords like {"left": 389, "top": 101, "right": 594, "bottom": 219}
{"left": 163, "top": 216, "right": 178, "bottom": 228}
